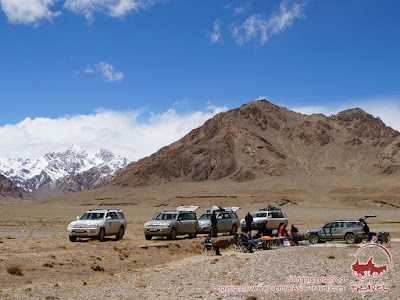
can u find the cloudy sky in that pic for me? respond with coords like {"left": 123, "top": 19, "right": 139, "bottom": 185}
{"left": 0, "top": 0, "right": 399, "bottom": 161}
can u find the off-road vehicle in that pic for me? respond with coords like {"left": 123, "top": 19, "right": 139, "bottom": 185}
{"left": 305, "top": 215, "right": 376, "bottom": 244}
{"left": 143, "top": 206, "right": 199, "bottom": 240}
{"left": 240, "top": 206, "right": 288, "bottom": 231}
{"left": 67, "top": 209, "right": 127, "bottom": 242}
{"left": 198, "top": 206, "right": 240, "bottom": 235}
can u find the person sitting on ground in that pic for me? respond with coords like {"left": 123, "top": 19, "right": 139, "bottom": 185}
{"left": 205, "top": 234, "right": 221, "bottom": 255}
{"left": 243, "top": 232, "right": 259, "bottom": 252}
{"left": 292, "top": 233, "right": 302, "bottom": 245}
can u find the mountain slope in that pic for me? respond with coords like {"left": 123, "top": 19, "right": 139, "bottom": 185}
{"left": 113, "top": 100, "right": 399, "bottom": 188}
{"left": 0, "top": 174, "right": 32, "bottom": 200}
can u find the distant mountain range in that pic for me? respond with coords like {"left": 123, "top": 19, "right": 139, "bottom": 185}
{"left": 0, "top": 145, "right": 130, "bottom": 199}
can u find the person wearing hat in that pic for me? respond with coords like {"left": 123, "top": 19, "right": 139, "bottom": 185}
{"left": 290, "top": 224, "right": 298, "bottom": 236}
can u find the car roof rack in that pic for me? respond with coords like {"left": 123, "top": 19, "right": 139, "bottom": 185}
{"left": 259, "top": 205, "right": 281, "bottom": 211}
{"left": 206, "top": 206, "right": 240, "bottom": 213}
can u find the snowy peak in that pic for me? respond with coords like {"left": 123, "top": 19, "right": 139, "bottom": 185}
{"left": 0, "top": 145, "right": 130, "bottom": 193}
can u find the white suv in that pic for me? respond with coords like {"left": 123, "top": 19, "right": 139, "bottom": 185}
{"left": 240, "top": 206, "right": 288, "bottom": 231}
{"left": 67, "top": 209, "right": 127, "bottom": 242}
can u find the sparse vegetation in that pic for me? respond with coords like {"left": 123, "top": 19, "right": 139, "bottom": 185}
{"left": 7, "top": 264, "right": 24, "bottom": 276}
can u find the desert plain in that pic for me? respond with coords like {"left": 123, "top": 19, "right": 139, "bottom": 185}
{"left": 1, "top": 180, "right": 399, "bottom": 300}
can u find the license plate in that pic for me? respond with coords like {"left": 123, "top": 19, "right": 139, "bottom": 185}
{"left": 75, "top": 230, "right": 85, "bottom": 233}
{"left": 150, "top": 229, "right": 158, "bottom": 232}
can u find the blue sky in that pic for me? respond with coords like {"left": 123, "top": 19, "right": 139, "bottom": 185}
{"left": 0, "top": 0, "right": 400, "bottom": 160}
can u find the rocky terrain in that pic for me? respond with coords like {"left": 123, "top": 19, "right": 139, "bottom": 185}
{"left": 0, "top": 145, "right": 130, "bottom": 199}
{"left": 0, "top": 174, "right": 32, "bottom": 200}
{"left": 113, "top": 100, "right": 400, "bottom": 192}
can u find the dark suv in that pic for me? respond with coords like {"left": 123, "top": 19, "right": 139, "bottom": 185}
{"left": 306, "top": 216, "right": 375, "bottom": 244}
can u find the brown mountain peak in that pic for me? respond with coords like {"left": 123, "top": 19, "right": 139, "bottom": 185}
{"left": 334, "top": 108, "right": 377, "bottom": 123}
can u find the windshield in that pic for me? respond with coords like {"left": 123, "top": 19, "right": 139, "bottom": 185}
{"left": 155, "top": 213, "right": 177, "bottom": 221}
{"left": 80, "top": 212, "right": 104, "bottom": 220}
{"left": 199, "top": 214, "right": 211, "bottom": 220}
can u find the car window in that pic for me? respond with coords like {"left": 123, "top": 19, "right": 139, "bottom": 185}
{"left": 181, "top": 213, "right": 195, "bottom": 220}
{"left": 155, "top": 213, "right": 177, "bottom": 220}
{"left": 199, "top": 214, "right": 211, "bottom": 220}
{"left": 223, "top": 213, "right": 230, "bottom": 219}
{"left": 271, "top": 212, "right": 283, "bottom": 218}
{"left": 117, "top": 212, "right": 125, "bottom": 219}
{"left": 253, "top": 213, "right": 267, "bottom": 218}
{"left": 323, "top": 222, "right": 334, "bottom": 228}
{"left": 110, "top": 212, "right": 118, "bottom": 219}
{"left": 347, "top": 221, "right": 361, "bottom": 227}
{"left": 80, "top": 212, "right": 104, "bottom": 220}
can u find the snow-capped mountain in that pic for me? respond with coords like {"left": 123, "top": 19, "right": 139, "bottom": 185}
{"left": 0, "top": 145, "right": 130, "bottom": 195}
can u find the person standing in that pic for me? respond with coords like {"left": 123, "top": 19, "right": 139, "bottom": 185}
{"left": 210, "top": 211, "right": 218, "bottom": 237}
{"left": 245, "top": 212, "right": 253, "bottom": 234}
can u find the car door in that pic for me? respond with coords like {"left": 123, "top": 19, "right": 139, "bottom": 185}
{"left": 107, "top": 212, "right": 120, "bottom": 235}
{"left": 332, "top": 222, "right": 347, "bottom": 239}
{"left": 321, "top": 222, "right": 334, "bottom": 240}
{"left": 177, "top": 213, "right": 192, "bottom": 234}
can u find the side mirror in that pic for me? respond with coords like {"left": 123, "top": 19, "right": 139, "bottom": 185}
{"left": 217, "top": 216, "right": 223, "bottom": 220}
{"left": 76, "top": 216, "right": 79, "bottom": 220}
{"left": 106, "top": 216, "right": 112, "bottom": 221}
{"left": 178, "top": 216, "right": 183, "bottom": 221}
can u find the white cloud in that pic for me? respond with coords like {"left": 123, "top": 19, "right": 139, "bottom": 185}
{"left": 0, "top": 104, "right": 228, "bottom": 161}
{"left": 83, "top": 62, "right": 124, "bottom": 82}
{"left": 290, "top": 98, "right": 400, "bottom": 131}
{"left": 0, "top": 0, "right": 61, "bottom": 25}
{"left": 210, "top": 19, "right": 222, "bottom": 43}
{"left": 63, "top": 0, "right": 157, "bottom": 21}
{"left": 232, "top": 0, "right": 305, "bottom": 45}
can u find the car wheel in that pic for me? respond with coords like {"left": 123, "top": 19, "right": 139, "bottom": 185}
{"left": 98, "top": 228, "right": 105, "bottom": 242}
{"left": 145, "top": 234, "right": 152, "bottom": 240}
{"left": 230, "top": 225, "right": 238, "bottom": 235}
{"left": 345, "top": 233, "right": 356, "bottom": 244}
{"left": 115, "top": 226, "right": 124, "bottom": 240}
{"left": 188, "top": 232, "right": 197, "bottom": 239}
{"left": 69, "top": 236, "right": 77, "bottom": 242}
{"left": 309, "top": 234, "right": 319, "bottom": 244}
{"left": 168, "top": 228, "right": 177, "bottom": 240}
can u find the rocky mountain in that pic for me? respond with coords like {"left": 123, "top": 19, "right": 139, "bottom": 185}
{"left": 0, "top": 145, "right": 130, "bottom": 199}
{"left": 0, "top": 174, "right": 31, "bottom": 200}
{"left": 113, "top": 100, "right": 400, "bottom": 188}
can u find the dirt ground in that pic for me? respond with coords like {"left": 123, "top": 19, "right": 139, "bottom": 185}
{"left": 0, "top": 202, "right": 399, "bottom": 299}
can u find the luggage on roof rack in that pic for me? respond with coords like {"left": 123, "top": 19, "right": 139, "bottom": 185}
{"left": 259, "top": 205, "right": 281, "bottom": 211}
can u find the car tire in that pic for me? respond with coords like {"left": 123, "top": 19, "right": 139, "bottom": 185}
{"left": 309, "top": 234, "right": 319, "bottom": 244}
{"left": 345, "top": 233, "right": 356, "bottom": 244}
{"left": 145, "top": 234, "right": 152, "bottom": 240}
{"left": 188, "top": 232, "right": 197, "bottom": 239}
{"left": 69, "top": 236, "right": 77, "bottom": 242}
{"left": 98, "top": 228, "right": 105, "bottom": 242}
{"left": 168, "top": 228, "right": 177, "bottom": 240}
{"left": 116, "top": 226, "right": 124, "bottom": 240}
{"left": 230, "top": 225, "right": 238, "bottom": 235}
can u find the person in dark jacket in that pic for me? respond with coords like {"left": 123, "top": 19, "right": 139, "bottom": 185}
{"left": 210, "top": 211, "right": 218, "bottom": 237}
{"left": 290, "top": 224, "right": 298, "bottom": 236}
{"left": 245, "top": 212, "right": 253, "bottom": 233}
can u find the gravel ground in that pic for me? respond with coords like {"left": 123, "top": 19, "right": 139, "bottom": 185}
{"left": 4, "top": 241, "right": 398, "bottom": 300}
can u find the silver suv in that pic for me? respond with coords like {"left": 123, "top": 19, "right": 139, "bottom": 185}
{"left": 67, "top": 209, "right": 127, "bottom": 242}
{"left": 143, "top": 206, "right": 199, "bottom": 240}
{"left": 305, "top": 216, "right": 375, "bottom": 244}
{"left": 240, "top": 206, "right": 288, "bottom": 231}
{"left": 198, "top": 207, "right": 240, "bottom": 235}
